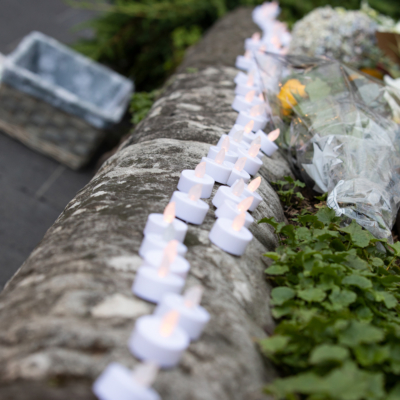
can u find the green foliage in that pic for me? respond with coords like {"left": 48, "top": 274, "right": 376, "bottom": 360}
{"left": 271, "top": 176, "right": 305, "bottom": 206}
{"left": 130, "top": 89, "right": 160, "bottom": 124}
{"left": 69, "top": 0, "right": 400, "bottom": 92}
{"left": 258, "top": 204, "right": 400, "bottom": 399}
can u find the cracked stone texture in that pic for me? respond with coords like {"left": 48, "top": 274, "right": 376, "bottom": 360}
{"left": 0, "top": 7, "right": 292, "bottom": 400}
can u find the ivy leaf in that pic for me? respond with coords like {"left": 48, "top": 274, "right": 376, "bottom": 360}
{"left": 271, "top": 287, "right": 295, "bottom": 306}
{"left": 339, "top": 321, "right": 384, "bottom": 347}
{"left": 316, "top": 207, "right": 338, "bottom": 225}
{"left": 263, "top": 252, "right": 280, "bottom": 261}
{"left": 259, "top": 335, "right": 290, "bottom": 354}
{"left": 309, "top": 344, "right": 350, "bottom": 364}
{"left": 298, "top": 288, "right": 326, "bottom": 302}
{"left": 265, "top": 264, "right": 289, "bottom": 275}
{"left": 374, "top": 291, "right": 398, "bottom": 309}
{"left": 329, "top": 288, "right": 357, "bottom": 310}
{"left": 339, "top": 221, "right": 371, "bottom": 248}
{"left": 342, "top": 274, "right": 372, "bottom": 289}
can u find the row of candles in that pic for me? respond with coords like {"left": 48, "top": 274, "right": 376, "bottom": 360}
{"left": 93, "top": 2, "right": 290, "bottom": 399}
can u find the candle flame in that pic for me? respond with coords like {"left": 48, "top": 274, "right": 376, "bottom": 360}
{"left": 233, "top": 129, "right": 244, "bottom": 143}
{"left": 188, "top": 183, "right": 202, "bottom": 202}
{"left": 194, "top": 162, "right": 206, "bottom": 178}
{"left": 258, "top": 92, "right": 264, "bottom": 101}
{"left": 251, "top": 32, "right": 261, "bottom": 41}
{"left": 244, "top": 50, "right": 251, "bottom": 59}
{"left": 215, "top": 148, "right": 225, "bottom": 165}
{"left": 250, "top": 104, "right": 264, "bottom": 117}
{"left": 248, "top": 141, "right": 261, "bottom": 158}
{"left": 271, "top": 35, "right": 281, "bottom": 48}
{"left": 258, "top": 44, "right": 266, "bottom": 53}
{"left": 132, "top": 362, "right": 159, "bottom": 388}
{"left": 221, "top": 136, "right": 230, "bottom": 152}
{"left": 245, "top": 90, "right": 256, "bottom": 103}
{"left": 163, "top": 202, "right": 175, "bottom": 223}
{"left": 157, "top": 252, "right": 171, "bottom": 278}
{"left": 232, "top": 212, "right": 246, "bottom": 232}
{"left": 246, "top": 73, "right": 254, "bottom": 87}
{"left": 244, "top": 120, "right": 254, "bottom": 134}
{"left": 237, "top": 196, "right": 253, "bottom": 213}
{"left": 159, "top": 310, "right": 179, "bottom": 338}
{"left": 268, "top": 128, "right": 280, "bottom": 142}
{"left": 248, "top": 176, "right": 261, "bottom": 192}
{"left": 183, "top": 285, "right": 204, "bottom": 308}
{"left": 234, "top": 157, "right": 247, "bottom": 172}
{"left": 232, "top": 179, "right": 245, "bottom": 197}
{"left": 164, "top": 239, "right": 178, "bottom": 264}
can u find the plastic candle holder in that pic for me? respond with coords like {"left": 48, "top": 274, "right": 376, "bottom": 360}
{"left": 143, "top": 203, "right": 188, "bottom": 243}
{"left": 237, "top": 147, "right": 263, "bottom": 176}
{"left": 207, "top": 145, "right": 238, "bottom": 164}
{"left": 209, "top": 214, "right": 253, "bottom": 256}
{"left": 93, "top": 362, "right": 160, "bottom": 400}
{"left": 212, "top": 179, "right": 246, "bottom": 208}
{"left": 245, "top": 32, "right": 262, "bottom": 52}
{"left": 132, "top": 266, "right": 185, "bottom": 303}
{"left": 129, "top": 311, "right": 190, "bottom": 368}
{"left": 177, "top": 162, "right": 214, "bottom": 199}
{"left": 201, "top": 148, "right": 234, "bottom": 185}
{"left": 215, "top": 199, "right": 254, "bottom": 228}
{"left": 227, "top": 156, "right": 251, "bottom": 186}
{"left": 256, "top": 128, "right": 280, "bottom": 156}
{"left": 155, "top": 287, "right": 210, "bottom": 341}
{"left": 139, "top": 234, "right": 187, "bottom": 258}
{"left": 235, "top": 50, "right": 255, "bottom": 71}
{"left": 143, "top": 249, "right": 190, "bottom": 279}
{"left": 170, "top": 185, "right": 209, "bottom": 225}
{"left": 236, "top": 110, "right": 267, "bottom": 132}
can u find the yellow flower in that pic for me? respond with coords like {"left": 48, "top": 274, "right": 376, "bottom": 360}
{"left": 277, "top": 79, "right": 306, "bottom": 110}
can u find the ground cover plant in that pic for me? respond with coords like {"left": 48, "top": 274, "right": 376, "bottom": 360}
{"left": 259, "top": 178, "right": 400, "bottom": 399}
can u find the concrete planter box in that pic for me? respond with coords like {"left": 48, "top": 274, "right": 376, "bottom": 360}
{"left": 0, "top": 32, "right": 134, "bottom": 169}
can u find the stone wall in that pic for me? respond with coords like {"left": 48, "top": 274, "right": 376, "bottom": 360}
{"left": 0, "top": 7, "right": 292, "bottom": 400}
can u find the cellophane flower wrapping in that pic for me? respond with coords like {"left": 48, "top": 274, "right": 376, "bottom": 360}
{"left": 254, "top": 52, "right": 400, "bottom": 240}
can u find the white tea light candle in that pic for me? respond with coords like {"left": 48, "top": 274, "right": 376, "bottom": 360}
{"left": 171, "top": 184, "right": 209, "bottom": 225}
{"left": 244, "top": 177, "right": 263, "bottom": 212}
{"left": 202, "top": 148, "right": 234, "bottom": 184}
{"left": 235, "top": 73, "right": 259, "bottom": 97}
{"left": 237, "top": 139, "right": 263, "bottom": 176}
{"left": 143, "top": 202, "right": 188, "bottom": 243}
{"left": 236, "top": 104, "right": 267, "bottom": 132}
{"left": 155, "top": 286, "right": 210, "bottom": 341}
{"left": 235, "top": 50, "right": 255, "bottom": 71}
{"left": 132, "top": 248, "right": 185, "bottom": 303}
{"left": 208, "top": 136, "right": 238, "bottom": 164}
{"left": 258, "top": 128, "right": 280, "bottom": 156}
{"left": 177, "top": 162, "right": 215, "bottom": 199}
{"left": 245, "top": 32, "right": 262, "bottom": 52}
{"left": 139, "top": 233, "right": 187, "bottom": 258}
{"left": 227, "top": 156, "right": 250, "bottom": 186}
{"left": 209, "top": 213, "right": 253, "bottom": 256}
{"left": 143, "top": 241, "right": 190, "bottom": 279}
{"left": 129, "top": 310, "right": 190, "bottom": 368}
{"left": 215, "top": 197, "right": 254, "bottom": 228}
{"left": 93, "top": 362, "right": 160, "bottom": 400}
{"left": 212, "top": 178, "right": 246, "bottom": 208}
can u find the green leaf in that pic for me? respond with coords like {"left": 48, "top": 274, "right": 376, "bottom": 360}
{"left": 305, "top": 78, "right": 331, "bottom": 102}
{"left": 329, "top": 288, "right": 357, "bottom": 310}
{"left": 342, "top": 274, "right": 372, "bottom": 289}
{"left": 316, "top": 207, "right": 338, "bottom": 225}
{"left": 339, "top": 221, "right": 371, "bottom": 248}
{"left": 389, "top": 241, "right": 400, "bottom": 256}
{"left": 330, "top": 238, "right": 346, "bottom": 251}
{"left": 339, "top": 321, "right": 384, "bottom": 347}
{"left": 354, "top": 344, "right": 389, "bottom": 366}
{"left": 309, "top": 344, "right": 350, "bottom": 364}
{"left": 374, "top": 291, "right": 398, "bottom": 309}
{"left": 263, "top": 252, "right": 280, "bottom": 261}
{"left": 271, "top": 287, "right": 295, "bottom": 306}
{"left": 298, "top": 288, "right": 326, "bottom": 302}
{"left": 387, "top": 383, "right": 400, "bottom": 400}
{"left": 371, "top": 257, "right": 384, "bottom": 267}
{"left": 265, "top": 264, "right": 289, "bottom": 275}
{"left": 259, "top": 335, "right": 290, "bottom": 354}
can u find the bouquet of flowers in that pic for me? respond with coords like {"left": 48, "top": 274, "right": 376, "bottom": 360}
{"left": 255, "top": 52, "right": 400, "bottom": 240}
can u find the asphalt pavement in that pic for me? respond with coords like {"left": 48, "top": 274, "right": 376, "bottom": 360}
{"left": 0, "top": 0, "right": 101, "bottom": 289}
